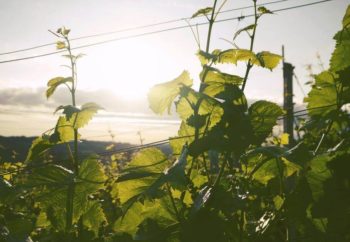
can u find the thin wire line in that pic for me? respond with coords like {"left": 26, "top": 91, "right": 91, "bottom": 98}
{"left": 0, "top": 0, "right": 291, "bottom": 56}
{"left": 293, "top": 72, "right": 306, "bottom": 97}
{"left": 0, "top": 0, "right": 332, "bottom": 64}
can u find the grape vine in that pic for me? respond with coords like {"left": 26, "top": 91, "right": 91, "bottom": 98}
{"left": 0, "top": 2, "right": 349, "bottom": 242}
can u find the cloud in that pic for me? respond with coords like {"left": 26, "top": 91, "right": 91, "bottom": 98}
{"left": 0, "top": 88, "right": 46, "bottom": 107}
{"left": 0, "top": 87, "right": 155, "bottom": 114}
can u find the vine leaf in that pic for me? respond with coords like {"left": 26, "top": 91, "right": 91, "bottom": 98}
{"left": 56, "top": 41, "right": 66, "bottom": 49}
{"left": 56, "top": 102, "right": 103, "bottom": 129}
{"left": 305, "top": 154, "right": 332, "bottom": 201}
{"left": 200, "top": 65, "right": 243, "bottom": 85}
{"left": 249, "top": 100, "right": 284, "bottom": 144}
{"left": 342, "top": 5, "right": 350, "bottom": 28}
{"left": 170, "top": 121, "right": 196, "bottom": 154}
{"left": 116, "top": 148, "right": 169, "bottom": 204}
{"left": 258, "top": 6, "right": 273, "bottom": 15}
{"left": 253, "top": 51, "right": 282, "bottom": 70}
{"left": 51, "top": 116, "right": 76, "bottom": 143}
{"left": 113, "top": 197, "right": 178, "bottom": 238}
{"left": 330, "top": 6, "right": 350, "bottom": 71}
{"left": 304, "top": 71, "right": 338, "bottom": 118}
{"left": 25, "top": 157, "right": 106, "bottom": 230}
{"left": 55, "top": 105, "right": 80, "bottom": 120}
{"left": 253, "top": 156, "right": 300, "bottom": 185}
{"left": 82, "top": 201, "right": 107, "bottom": 237}
{"left": 212, "top": 49, "right": 281, "bottom": 70}
{"left": 57, "top": 27, "right": 70, "bottom": 36}
{"left": 148, "top": 71, "right": 193, "bottom": 114}
{"left": 233, "top": 24, "right": 256, "bottom": 41}
{"left": 176, "top": 87, "right": 224, "bottom": 129}
{"left": 46, "top": 77, "right": 73, "bottom": 98}
{"left": 51, "top": 102, "right": 102, "bottom": 143}
{"left": 330, "top": 27, "right": 350, "bottom": 72}
{"left": 197, "top": 50, "right": 219, "bottom": 65}
{"left": 192, "top": 7, "right": 213, "bottom": 18}
{"left": 217, "top": 49, "right": 256, "bottom": 65}
{"left": 25, "top": 135, "right": 54, "bottom": 162}
{"left": 73, "top": 102, "right": 103, "bottom": 129}
{"left": 116, "top": 146, "right": 188, "bottom": 207}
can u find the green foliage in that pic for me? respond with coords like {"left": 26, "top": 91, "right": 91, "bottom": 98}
{"left": 192, "top": 7, "right": 213, "bottom": 18}
{"left": 148, "top": 71, "right": 193, "bottom": 114}
{"left": 304, "top": 71, "right": 338, "bottom": 118}
{"left": 116, "top": 148, "right": 168, "bottom": 204}
{"left": 25, "top": 157, "right": 106, "bottom": 231}
{"left": 46, "top": 77, "right": 72, "bottom": 98}
{"left": 2, "top": 3, "right": 350, "bottom": 242}
{"left": 233, "top": 24, "right": 256, "bottom": 41}
{"left": 249, "top": 100, "right": 284, "bottom": 143}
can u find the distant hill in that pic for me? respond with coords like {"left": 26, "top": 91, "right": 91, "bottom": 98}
{"left": 0, "top": 136, "right": 171, "bottom": 163}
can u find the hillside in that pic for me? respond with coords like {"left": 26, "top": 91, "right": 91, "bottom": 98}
{"left": 0, "top": 136, "right": 171, "bottom": 162}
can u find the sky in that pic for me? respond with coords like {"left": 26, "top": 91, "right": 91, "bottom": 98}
{"left": 0, "top": 0, "right": 348, "bottom": 144}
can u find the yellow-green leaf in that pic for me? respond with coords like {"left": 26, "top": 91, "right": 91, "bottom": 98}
{"left": 258, "top": 6, "right": 273, "bottom": 14}
{"left": 280, "top": 133, "right": 289, "bottom": 145}
{"left": 342, "top": 5, "right": 350, "bottom": 28}
{"left": 73, "top": 102, "right": 103, "bottom": 129}
{"left": 46, "top": 77, "right": 73, "bottom": 98}
{"left": 217, "top": 49, "right": 256, "bottom": 65}
{"left": 192, "top": 7, "right": 213, "bottom": 18}
{"left": 148, "top": 71, "right": 193, "bottom": 114}
{"left": 56, "top": 41, "right": 66, "bottom": 49}
{"left": 116, "top": 148, "right": 168, "bottom": 204}
{"left": 200, "top": 66, "right": 243, "bottom": 85}
{"left": 233, "top": 24, "right": 256, "bottom": 41}
{"left": 253, "top": 51, "right": 282, "bottom": 70}
{"left": 176, "top": 87, "right": 223, "bottom": 128}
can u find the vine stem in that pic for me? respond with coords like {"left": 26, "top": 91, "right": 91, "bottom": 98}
{"left": 166, "top": 183, "right": 181, "bottom": 222}
{"left": 241, "top": 0, "right": 258, "bottom": 92}
{"left": 313, "top": 120, "right": 334, "bottom": 155}
{"left": 64, "top": 35, "right": 79, "bottom": 233}
{"left": 205, "top": 0, "right": 218, "bottom": 53}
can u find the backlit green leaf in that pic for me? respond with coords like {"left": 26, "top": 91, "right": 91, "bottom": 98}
{"left": 148, "top": 71, "right": 193, "bottom": 114}
{"left": 73, "top": 102, "right": 103, "bottom": 129}
{"left": 200, "top": 65, "right": 243, "bottom": 85}
{"left": 330, "top": 38, "right": 350, "bottom": 72}
{"left": 304, "top": 71, "right": 338, "bottom": 118}
{"left": 176, "top": 87, "right": 223, "bottom": 129}
{"left": 26, "top": 157, "right": 106, "bottom": 230}
{"left": 258, "top": 6, "right": 273, "bottom": 14}
{"left": 342, "top": 5, "right": 350, "bottom": 28}
{"left": 116, "top": 148, "right": 168, "bottom": 204}
{"left": 253, "top": 157, "right": 300, "bottom": 185}
{"left": 56, "top": 41, "right": 66, "bottom": 49}
{"left": 233, "top": 24, "right": 256, "bottom": 41}
{"left": 192, "top": 7, "right": 213, "bottom": 18}
{"left": 197, "top": 50, "right": 217, "bottom": 65}
{"left": 217, "top": 49, "right": 256, "bottom": 65}
{"left": 249, "top": 100, "right": 284, "bottom": 144}
{"left": 83, "top": 201, "right": 107, "bottom": 237}
{"left": 25, "top": 135, "right": 53, "bottom": 162}
{"left": 114, "top": 197, "right": 178, "bottom": 237}
{"left": 46, "top": 76, "right": 72, "bottom": 98}
{"left": 253, "top": 51, "right": 282, "bottom": 70}
{"left": 306, "top": 154, "right": 332, "bottom": 201}
{"left": 170, "top": 121, "right": 196, "bottom": 154}
{"left": 51, "top": 116, "right": 75, "bottom": 143}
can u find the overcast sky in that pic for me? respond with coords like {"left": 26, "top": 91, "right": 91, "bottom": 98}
{"left": 0, "top": 0, "right": 348, "bottom": 143}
